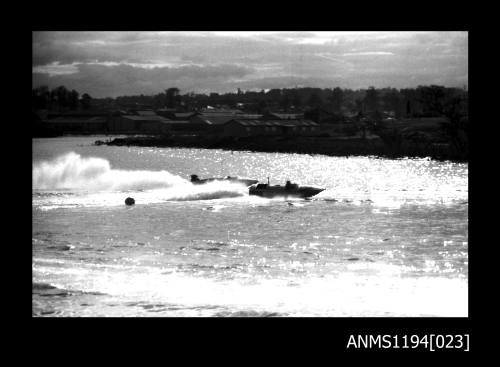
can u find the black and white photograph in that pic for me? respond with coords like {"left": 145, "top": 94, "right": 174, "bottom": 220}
{"left": 32, "top": 31, "right": 468, "bottom": 320}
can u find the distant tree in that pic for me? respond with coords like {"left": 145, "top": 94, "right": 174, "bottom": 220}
{"left": 291, "top": 90, "right": 302, "bottom": 109}
{"left": 32, "top": 85, "right": 50, "bottom": 110}
{"left": 444, "top": 95, "right": 466, "bottom": 125}
{"left": 355, "top": 99, "right": 364, "bottom": 114}
{"left": 32, "top": 89, "right": 38, "bottom": 110}
{"left": 165, "top": 87, "right": 181, "bottom": 108}
{"left": 152, "top": 92, "right": 166, "bottom": 109}
{"left": 80, "top": 93, "right": 92, "bottom": 110}
{"left": 52, "top": 86, "right": 70, "bottom": 111}
{"left": 258, "top": 100, "right": 269, "bottom": 114}
{"left": 68, "top": 89, "right": 79, "bottom": 110}
{"left": 280, "top": 93, "right": 291, "bottom": 112}
{"left": 382, "top": 90, "right": 404, "bottom": 118}
{"left": 442, "top": 95, "right": 468, "bottom": 159}
{"left": 307, "top": 92, "right": 322, "bottom": 108}
{"left": 328, "top": 87, "right": 344, "bottom": 113}
{"left": 303, "top": 108, "right": 319, "bottom": 123}
{"left": 372, "top": 109, "right": 383, "bottom": 122}
{"left": 417, "top": 85, "right": 446, "bottom": 116}
{"left": 363, "top": 86, "right": 379, "bottom": 113}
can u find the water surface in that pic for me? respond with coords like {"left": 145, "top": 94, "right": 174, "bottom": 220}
{"left": 32, "top": 136, "right": 468, "bottom": 317}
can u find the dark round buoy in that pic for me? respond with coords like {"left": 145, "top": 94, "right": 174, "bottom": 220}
{"left": 125, "top": 197, "right": 135, "bottom": 206}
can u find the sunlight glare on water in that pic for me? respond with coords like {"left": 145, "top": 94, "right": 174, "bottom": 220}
{"left": 32, "top": 137, "right": 468, "bottom": 317}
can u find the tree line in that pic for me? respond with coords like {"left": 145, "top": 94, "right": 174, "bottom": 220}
{"left": 33, "top": 85, "right": 468, "bottom": 120}
{"left": 32, "top": 85, "right": 92, "bottom": 111}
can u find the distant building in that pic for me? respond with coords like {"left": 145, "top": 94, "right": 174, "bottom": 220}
{"left": 120, "top": 104, "right": 154, "bottom": 111}
{"left": 304, "top": 108, "right": 345, "bottom": 124}
{"left": 45, "top": 116, "right": 108, "bottom": 134}
{"left": 199, "top": 108, "right": 244, "bottom": 114}
{"left": 134, "top": 110, "right": 158, "bottom": 116}
{"left": 33, "top": 110, "right": 49, "bottom": 124}
{"left": 156, "top": 108, "right": 179, "bottom": 119}
{"left": 46, "top": 111, "right": 109, "bottom": 119}
{"left": 111, "top": 109, "right": 128, "bottom": 117}
{"left": 261, "top": 112, "right": 304, "bottom": 120}
{"left": 162, "top": 120, "right": 208, "bottom": 135}
{"left": 171, "top": 112, "right": 200, "bottom": 121}
{"left": 191, "top": 113, "right": 263, "bottom": 134}
{"left": 109, "top": 115, "right": 172, "bottom": 134}
{"left": 223, "top": 119, "right": 319, "bottom": 138}
{"left": 191, "top": 113, "right": 263, "bottom": 126}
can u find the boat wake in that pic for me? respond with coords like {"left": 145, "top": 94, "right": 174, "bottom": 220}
{"left": 32, "top": 152, "right": 248, "bottom": 208}
{"left": 32, "top": 152, "right": 467, "bottom": 209}
{"left": 32, "top": 258, "right": 468, "bottom": 317}
{"left": 33, "top": 152, "right": 189, "bottom": 191}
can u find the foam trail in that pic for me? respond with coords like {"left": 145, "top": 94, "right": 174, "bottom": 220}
{"left": 33, "top": 259, "right": 468, "bottom": 316}
{"left": 32, "top": 153, "right": 249, "bottom": 206}
{"left": 33, "top": 152, "right": 189, "bottom": 191}
{"left": 159, "top": 180, "right": 247, "bottom": 201}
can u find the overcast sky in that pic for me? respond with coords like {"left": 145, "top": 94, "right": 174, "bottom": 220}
{"left": 32, "top": 31, "right": 468, "bottom": 98}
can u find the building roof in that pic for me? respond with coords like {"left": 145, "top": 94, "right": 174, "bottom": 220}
{"left": 265, "top": 112, "right": 304, "bottom": 120}
{"left": 228, "top": 119, "right": 318, "bottom": 127}
{"left": 196, "top": 113, "right": 264, "bottom": 125}
{"left": 46, "top": 116, "right": 107, "bottom": 124}
{"left": 194, "top": 114, "right": 239, "bottom": 125}
{"left": 122, "top": 115, "right": 171, "bottom": 122}
{"left": 200, "top": 108, "right": 244, "bottom": 114}
{"left": 166, "top": 120, "right": 190, "bottom": 124}
{"left": 174, "top": 112, "right": 199, "bottom": 119}
{"left": 135, "top": 110, "right": 158, "bottom": 116}
{"left": 238, "top": 114, "right": 263, "bottom": 119}
{"left": 156, "top": 108, "right": 177, "bottom": 111}
{"left": 87, "top": 116, "right": 107, "bottom": 122}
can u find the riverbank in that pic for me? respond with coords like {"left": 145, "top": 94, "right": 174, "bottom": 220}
{"left": 99, "top": 131, "right": 468, "bottom": 162}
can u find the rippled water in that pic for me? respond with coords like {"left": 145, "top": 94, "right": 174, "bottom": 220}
{"left": 32, "top": 136, "right": 468, "bottom": 317}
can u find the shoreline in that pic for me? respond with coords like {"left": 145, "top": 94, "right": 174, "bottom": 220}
{"left": 97, "top": 134, "right": 468, "bottom": 163}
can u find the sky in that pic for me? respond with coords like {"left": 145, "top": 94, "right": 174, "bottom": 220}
{"left": 32, "top": 31, "right": 468, "bottom": 98}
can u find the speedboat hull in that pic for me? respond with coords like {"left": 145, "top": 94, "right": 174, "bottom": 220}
{"left": 249, "top": 184, "right": 324, "bottom": 198}
{"left": 191, "top": 176, "right": 258, "bottom": 186}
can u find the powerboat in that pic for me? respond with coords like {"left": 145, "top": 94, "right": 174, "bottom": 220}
{"left": 190, "top": 174, "right": 259, "bottom": 187}
{"left": 249, "top": 180, "right": 325, "bottom": 198}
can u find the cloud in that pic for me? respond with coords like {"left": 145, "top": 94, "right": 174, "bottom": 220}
{"left": 32, "top": 62, "right": 256, "bottom": 97}
{"left": 342, "top": 51, "right": 394, "bottom": 56}
{"left": 32, "top": 31, "right": 468, "bottom": 96}
{"left": 32, "top": 62, "right": 80, "bottom": 75}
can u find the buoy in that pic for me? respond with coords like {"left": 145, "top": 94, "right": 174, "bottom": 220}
{"left": 125, "top": 197, "right": 135, "bottom": 206}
